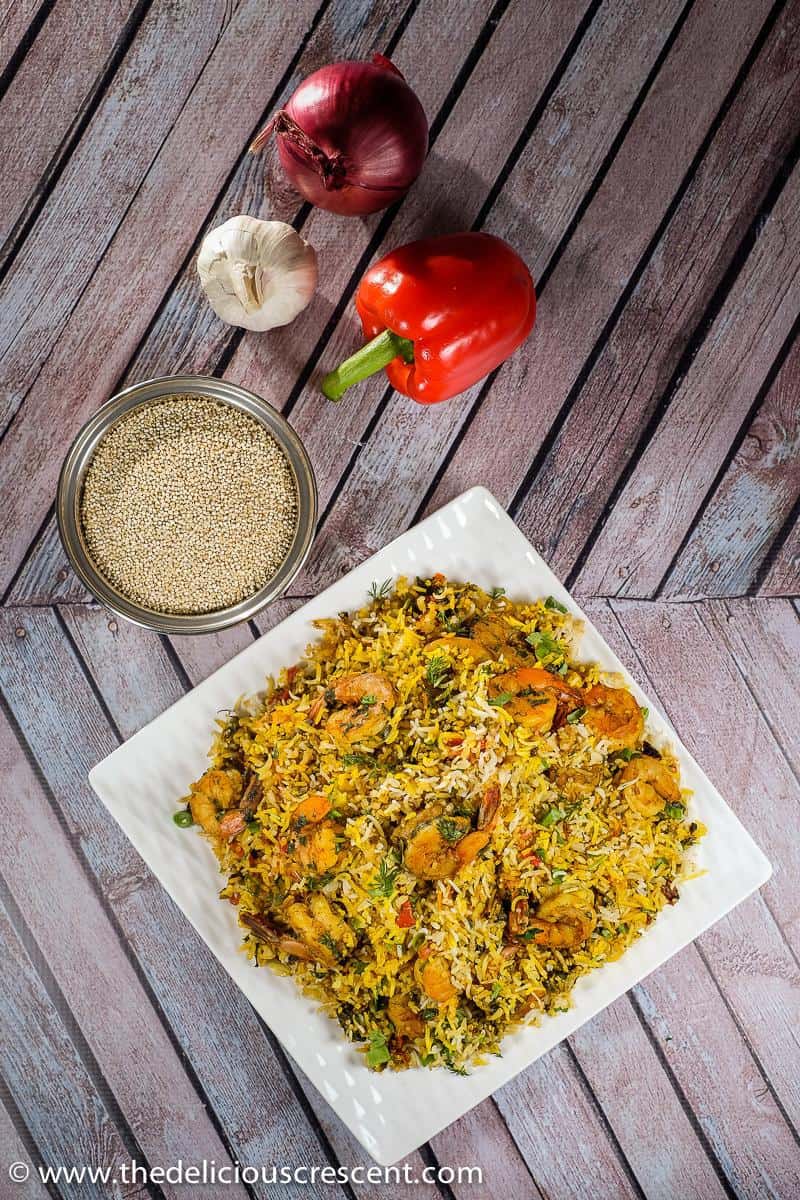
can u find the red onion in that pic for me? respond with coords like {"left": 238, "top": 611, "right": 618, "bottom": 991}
{"left": 250, "top": 55, "right": 428, "bottom": 216}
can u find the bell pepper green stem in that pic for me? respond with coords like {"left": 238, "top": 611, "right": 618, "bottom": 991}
{"left": 321, "top": 329, "right": 414, "bottom": 401}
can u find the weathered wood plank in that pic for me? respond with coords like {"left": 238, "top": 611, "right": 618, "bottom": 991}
{"left": 578, "top": 158, "right": 800, "bottom": 597}
{"left": 7, "top": 512, "right": 93, "bottom": 604}
{"left": 0, "top": 702, "right": 251, "bottom": 1196}
{"left": 0, "top": 900, "right": 139, "bottom": 1196}
{"left": 0, "top": 606, "right": 350, "bottom": 1198}
{"left": 661, "top": 332, "right": 800, "bottom": 598}
{"left": 759, "top": 512, "right": 800, "bottom": 595}
{"left": 0, "top": 0, "right": 44, "bottom": 77}
{"left": 0, "top": 0, "right": 320, "bottom": 591}
{"left": 422, "top": 0, "right": 775, "bottom": 524}
{"left": 0, "top": 1095, "right": 50, "bottom": 1199}
{"left": 582, "top": 598, "right": 800, "bottom": 1135}
{"left": 5, "top": 0, "right": 494, "bottom": 607}
{"left": 514, "top": 3, "right": 800, "bottom": 585}
{"left": 286, "top": 0, "right": 667, "bottom": 589}
{"left": 0, "top": 0, "right": 135, "bottom": 264}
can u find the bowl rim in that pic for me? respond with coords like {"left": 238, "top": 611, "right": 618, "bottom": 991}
{"left": 56, "top": 374, "right": 318, "bottom": 634}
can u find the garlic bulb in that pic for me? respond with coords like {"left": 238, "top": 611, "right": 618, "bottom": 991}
{"left": 197, "top": 215, "right": 317, "bottom": 331}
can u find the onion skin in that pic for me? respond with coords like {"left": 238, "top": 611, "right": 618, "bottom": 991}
{"left": 251, "top": 56, "right": 428, "bottom": 216}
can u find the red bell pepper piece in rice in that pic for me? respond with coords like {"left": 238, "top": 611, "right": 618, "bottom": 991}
{"left": 321, "top": 232, "right": 536, "bottom": 404}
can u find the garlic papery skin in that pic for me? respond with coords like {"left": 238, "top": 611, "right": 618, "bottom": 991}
{"left": 197, "top": 215, "right": 318, "bottom": 332}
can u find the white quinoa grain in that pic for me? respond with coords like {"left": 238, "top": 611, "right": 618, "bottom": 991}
{"left": 81, "top": 395, "right": 298, "bottom": 614}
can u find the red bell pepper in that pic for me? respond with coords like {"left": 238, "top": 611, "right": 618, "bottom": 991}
{"left": 321, "top": 232, "right": 536, "bottom": 404}
{"left": 396, "top": 899, "right": 415, "bottom": 928}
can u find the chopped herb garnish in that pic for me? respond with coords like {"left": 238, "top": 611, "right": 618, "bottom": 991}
{"left": 342, "top": 751, "right": 373, "bottom": 767}
{"left": 421, "top": 1007, "right": 439, "bottom": 1021}
{"left": 368, "top": 579, "right": 393, "bottom": 601}
{"left": 544, "top": 596, "right": 568, "bottom": 613}
{"left": 426, "top": 653, "right": 451, "bottom": 691}
{"left": 526, "top": 630, "right": 566, "bottom": 664}
{"left": 437, "top": 817, "right": 465, "bottom": 843}
{"left": 359, "top": 694, "right": 377, "bottom": 708}
{"left": 566, "top": 706, "right": 587, "bottom": 724}
{"left": 173, "top": 809, "right": 194, "bottom": 828}
{"left": 319, "top": 932, "right": 339, "bottom": 958}
{"left": 641, "top": 707, "right": 649, "bottom": 719}
{"left": 540, "top": 806, "right": 566, "bottom": 828}
{"left": 488, "top": 691, "right": 514, "bottom": 707}
{"left": 663, "top": 803, "right": 685, "bottom": 820}
{"left": 599, "top": 928, "right": 614, "bottom": 940}
{"left": 246, "top": 819, "right": 261, "bottom": 834}
{"left": 365, "top": 1030, "right": 391, "bottom": 1068}
{"left": 489, "top": 586, "right": 506, "bottom": 599}
{"left": 615, "top": 747, "right": 638, "bottom": 763}
{"left": 369, "top": 856, "right": 400, "bottom": 898}
{"left": 490, "top": 982, "right": 502, "bottom": 1001}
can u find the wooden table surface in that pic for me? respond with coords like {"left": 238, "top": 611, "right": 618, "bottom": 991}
{"left": 1, "top": 0, "right": 799, "bottom": 1196}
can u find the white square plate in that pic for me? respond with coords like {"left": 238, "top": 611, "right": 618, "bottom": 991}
{"left": 89, "top": 486, "right": 771, "bottom": 1165}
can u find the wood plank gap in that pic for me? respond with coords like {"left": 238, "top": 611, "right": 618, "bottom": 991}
{"left": 279, "top": 0, "right": 516, "bottom": 423}
{"left": 0, "top": 0, "right": 55, "bottom": 100}
{"left": 507, "top": 0, "right": 791, "bottom": 535}
{"left": 0, "top": 871, "right": 169, "bottom": 1200}
{"left": 751, "top": 486, "right": 800, "bottom": 596}
{"left": 413, "top": 0, "right": 696, "bottom": 529}
{"left": 624, "top": 990, "right": 739, "bottom": 1200}
{"left": 567, "top": 121, "right": 800, "bottom": 592}
{"left": 0, "top": 686, "right": 260, "bottom": 1199}
{"left": 158, "top": 633, "right": 195, "bottom": 692}
{"left": 470, "top": 0, "right": 605, "bottom": 234}
{"left": 0, "top": 0, "right": 154, "bottom": 279}
{"left": 415, "top": 1143, "right": 458, "bottom": 1200}
{"left": 563, "top": 1043, "right": 648, "bottom": 1200}
{"left": 654, "top": 313, "right": 800, "bottom": 599}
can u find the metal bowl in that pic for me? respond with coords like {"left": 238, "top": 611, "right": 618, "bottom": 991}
{"left": 57, "top": 374, "right": 317, "bottom": 634}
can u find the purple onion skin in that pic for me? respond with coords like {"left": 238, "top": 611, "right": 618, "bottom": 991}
{"left": 273, "top": 59, "right": 428, "bottom": 216}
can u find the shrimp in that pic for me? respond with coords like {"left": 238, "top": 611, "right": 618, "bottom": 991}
{"left": 402, "top": 812, "right": 471, "bottom": 879}
{"left": 387, "top": 995, "right": 425, "bottom": 1039}
{"left": 402, "top": 783, "right": 501, "bottom": 878}
{"left": 616, "top": 756, "right": 680, "bottom": 818}
{"left": 188, "top": 768, "right": 243, "bottom": 837}
{"left": 325, "top": 671, "right": 395, "bottom": 742}
{"left": 530, "top": 889, "right": 596, "bottom": 950}
{"left": 471, "top": 615, "right": 522, "bottom": 663}
{"left": 418, "top": 955, "right": 458, "bottom": 1003}
{"left": 287, "top": 793, "right": 338, "bottom": 876}
{"left": 285, "top": 894, "right": 355, "bottom": 965}
{"left": 488, "top": 666, "right": 582, "bottom": 732}
{"left": 582, "top": 684, "right": 643, "bottom": 750}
